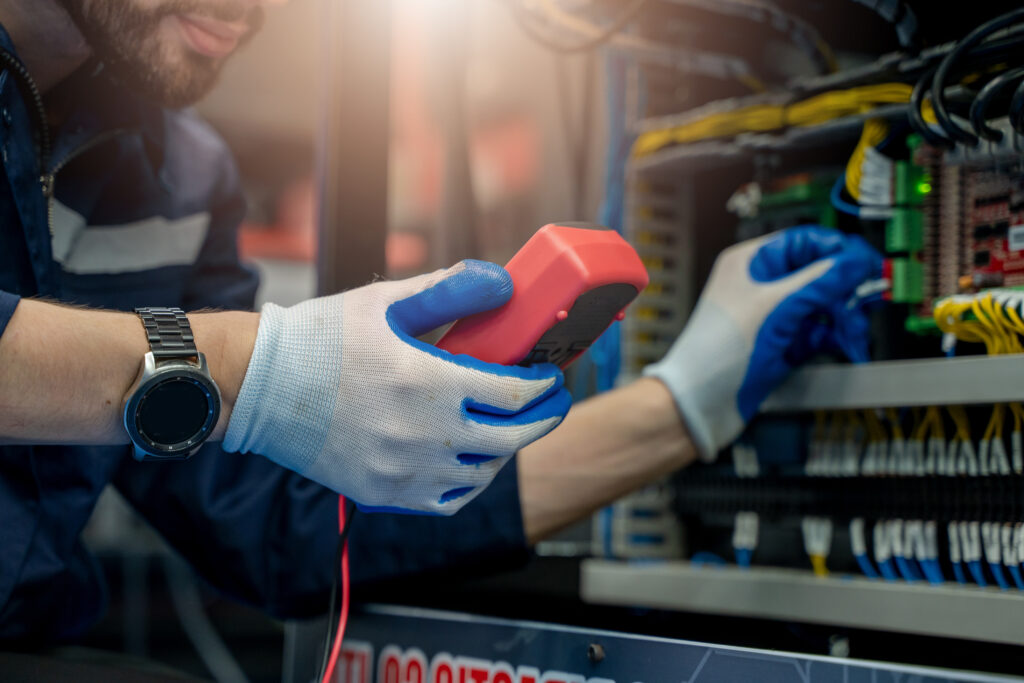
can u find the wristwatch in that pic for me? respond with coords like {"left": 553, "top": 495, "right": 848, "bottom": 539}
{"left": 123, "top": 307, "right": 221, "bottom": 461}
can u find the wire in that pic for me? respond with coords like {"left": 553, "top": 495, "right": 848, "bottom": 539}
{"left": 910, "top": 66, "right": 952, "bottom": 147}
{"left": 831, "top": 173, "right": 863, "bottom": 217}
{"left": 878, "top": 558, "right": 899, "bottom": 581}
{"left": 163, "top": 556, "right": 250, "bottom": 683}
{"left": 507, "top": 0, "right": 765, "bottom": 91}
{"left": 989, "top": 562, "right": 1011, "bottom": 590}
{"left": 968, "top": 560, "right": 988, "bottom": 587}
{"left": 319, "top": 499, "right": 356, "bottom": 683}
{"left": 1010, "top": 565, "right": 1024, "bottom": 590}
{"left": 848, "top": 0, "right": 919, "bottom": 50}
{"left": 633, "top": 82, "right": 917, "bottom": 157}
{"left": 665, "top": 0, "right": 838, "bottom": 75}
{"left": 931, "top": 8, "right": 1024, "bottom": 146}
{"left": 855, "top": 554, "right": 879, "bottom": 578}
{"left": 1010, "top": 78, "right": 1024, "bottom": 135}
{"left": 507, "top": 0, "right": 649, "bottom": 53}
{"left": 969, "top": 66, "right": 1024, "bottom": 141}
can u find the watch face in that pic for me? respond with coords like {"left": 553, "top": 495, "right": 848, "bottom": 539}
{"left": 137, "top": 377, "right": 212, "bottom": 445}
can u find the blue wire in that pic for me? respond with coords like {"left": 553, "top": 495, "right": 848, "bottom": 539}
{"left": 895, "top": 555, "right": 923, "bottom": 582}
{"left": 952, "top": 562, "right": 968, "bottom": 585}
{"left": 830, "top": 174, "right": 862, "bottom": 217}
{"left": 878, "top": 559, "right": 899, "bottom": 581}
{"left": 968, "top": 560, "right": 988, "bottom": 587}
{"left": 989, "top": 562, "right": 1011, "bottom": 590}
{"left": 584, "top": 51, "right": 633, "bottom": 397}
{"left": 1009, "top": 565, "right": 1024, "bottom": 590}
{"left": 922, "top": 559, "right": 945, "bottom": 585}
{"left": 691, "top": 551, "right": 728, "bottom": 567}
{"left": 855, "top": 554, "right": 879, "bottom": 579}
{"left": 735, "top": 548, "right": 752, "bottom": 569}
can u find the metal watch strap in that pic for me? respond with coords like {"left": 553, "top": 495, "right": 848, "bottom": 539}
{"left": 135, "top": 307, "right": 198, "bottom": 359}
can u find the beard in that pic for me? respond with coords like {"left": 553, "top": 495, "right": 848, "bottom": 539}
{"left": 56, "top": 0, "right": 264, "bottom": 108}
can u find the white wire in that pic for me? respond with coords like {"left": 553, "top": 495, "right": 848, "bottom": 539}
{"left": 163, "top": 556, "right": 250, "bottom": 683}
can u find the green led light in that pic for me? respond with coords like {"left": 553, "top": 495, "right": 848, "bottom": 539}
{"left": 916, "top": 180, "right": 932, "bottom": 195}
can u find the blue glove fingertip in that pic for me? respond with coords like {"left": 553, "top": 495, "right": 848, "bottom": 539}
{"left": 749, "top": 226, "right": 847, "bottom": 282}
{"left": 389, "top": 259, "right": 513, "bottom": 337}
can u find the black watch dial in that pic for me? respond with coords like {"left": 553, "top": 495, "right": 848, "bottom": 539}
{"left": 137, "top": 376, "right": 214, "bottom": 446}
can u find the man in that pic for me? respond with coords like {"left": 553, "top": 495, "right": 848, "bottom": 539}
{"left": 0, "top": 0, "right": 879, "bottom": 643}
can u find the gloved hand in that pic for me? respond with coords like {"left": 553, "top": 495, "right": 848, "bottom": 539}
{"left": 644, "top": 226, "right": 881, "bottom": 460}
{"left": 224, "top": 260, "right": 572, "bottom": 514}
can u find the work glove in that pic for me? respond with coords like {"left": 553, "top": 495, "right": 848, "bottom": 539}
{"left": 224, "top": 260, "right": 572, "bottom": 514}
{"left": 644, "top": 226, "right": 881, "bottom": 460}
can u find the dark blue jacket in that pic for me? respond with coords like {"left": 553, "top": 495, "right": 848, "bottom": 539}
{"left": 0, "top": 29, "right": 527, "bottom": 643}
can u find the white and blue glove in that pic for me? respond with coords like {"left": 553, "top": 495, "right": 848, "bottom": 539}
{"left": 224, "top": 260, "right": 571, "bottom": 514}
{"left": 644, "top": 226, "right": 881, "bottom": 460}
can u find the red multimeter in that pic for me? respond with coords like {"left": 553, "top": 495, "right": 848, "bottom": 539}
{"left": 437, "top": 222, "right": 649, "bottom": 368}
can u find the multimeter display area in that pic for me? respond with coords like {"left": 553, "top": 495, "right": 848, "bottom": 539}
{"left": 521, "top": 283, "right": 639, "bottom": 366}
{"left": 137, "top": 378, "right": 209, "bottom": 444}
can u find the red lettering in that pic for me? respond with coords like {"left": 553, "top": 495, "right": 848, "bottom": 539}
{"left": 492, "top": 662, "right": 515, "bottom": 683}
{"left": 383, "top": 655, "right": 401, "bottom": 683}
{"left": 340, "top": 642, "right": 373, "bottom": 683}
{"left": 406, "top": 658, "right": 425, "bottom": 683}
{"left": 435, "top": 661, "right": 454, "bottom": 683}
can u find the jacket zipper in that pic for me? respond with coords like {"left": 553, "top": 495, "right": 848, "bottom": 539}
{"left": 42, "top": 129, "right": 127, "bottom": 236}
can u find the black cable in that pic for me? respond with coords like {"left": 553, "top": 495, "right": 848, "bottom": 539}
{"left": 316, "top": 502, "right": 357, "bottom": 683}
{"left": 969, "top": 66, "right": 1024, "bottom": 142}
{"left": 1010, "top": 79, "right": 1024, "bottom": 135}
{"left": 507, "top": 0, "right": 649, "bottom": 54}
{"left": 909, "top": 65, "right": 952, "bottom": 148}
{"left": 931, "top": 8, "right": 1024, "bottom": 146}
{"left": 848, "top": 0, "right": 919, "bottom": 50}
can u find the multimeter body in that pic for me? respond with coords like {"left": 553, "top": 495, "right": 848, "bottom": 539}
{"left": 437, "top": 222, "right": 649, "bottom": 368}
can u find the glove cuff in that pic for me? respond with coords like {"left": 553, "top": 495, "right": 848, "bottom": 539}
{"left": 223, "top": 300, "right": 341, "bottom": 476}
{"left": 642, "top": 300, "right": 750, "bottom": 462}
{"left": 643, "top": 366, "right": 718, "bottom": 461}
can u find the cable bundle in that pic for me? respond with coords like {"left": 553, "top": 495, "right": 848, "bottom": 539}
{"left": 934, "top": 290, "right": 1024, "bottom": 355}
{"left": 633, "top": 83, "right": 918, "bottom": 157}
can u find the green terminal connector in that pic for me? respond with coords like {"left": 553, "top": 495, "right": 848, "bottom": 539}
{"left": 886, "top": 208, "right": 924, "bottom": 252}
{"left": 890, "top": 258, "right": 923, "bottom": 304}
{"left": 894, "top": 161, "right": 929, "bottom": 206}
{"left": 905, "top": 315, "right": 939, "bottom": 335}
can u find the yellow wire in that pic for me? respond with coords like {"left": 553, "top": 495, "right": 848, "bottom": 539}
{"left": 810, "top": 554, "right": 829, "bottom": 577}
{"left": 983, "top": 404, "right": 1005, "bottom": 442}
{"left": 886, "top": 407, "right": 904, "bottom": 440}
{"left": 863, "top": 409, "right": 886, "bottom": 442}
{"left": 947, "top": 406, "right": 971, "bottom": 442}
{"left": 632, "top": 83, "right": 916, "bottom": 158}
{"left": 1011, "top": 403, "right": 1024, "bottom": 431}
{"left": 846, "top": 118, "right": 889, "bottom": 200}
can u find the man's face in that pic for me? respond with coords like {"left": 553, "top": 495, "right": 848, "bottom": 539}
{"left": 57, "top": 0, "right": 267, "bottom": 107}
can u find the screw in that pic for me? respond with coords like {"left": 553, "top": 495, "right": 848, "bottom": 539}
{"left": 587, "top": 643, "right": 605, "bottom": 663}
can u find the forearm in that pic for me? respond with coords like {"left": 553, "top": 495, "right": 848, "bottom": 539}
{"left": 0, "top": 298, "right": 257, "bottom": 445}
{"left": 517, "top": 377, "right": 697, "bottom": 544}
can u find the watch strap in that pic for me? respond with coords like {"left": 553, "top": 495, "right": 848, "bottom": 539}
{"left": 135, "top": 307, "right": 198, "bottom": 359}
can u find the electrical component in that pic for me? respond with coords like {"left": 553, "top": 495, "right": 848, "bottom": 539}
{"left": 732, "top": 511, "right": 759, "bottom": 568}
{"left": 438, "top": 223, "right": 648, "bottom": 368}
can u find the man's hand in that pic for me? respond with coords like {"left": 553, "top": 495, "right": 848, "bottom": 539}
{"left": 644, "top": 226, "right": 882, "bottom": 459}
{"left": 224, "top": 260, "right": 572, "bottom": 515}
